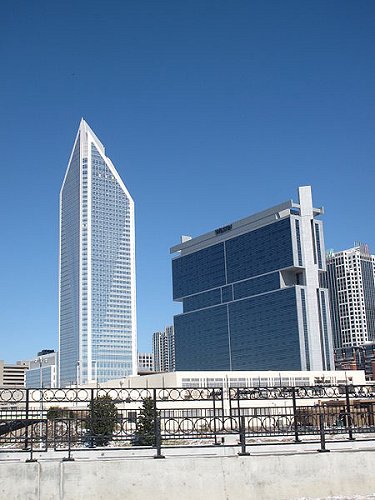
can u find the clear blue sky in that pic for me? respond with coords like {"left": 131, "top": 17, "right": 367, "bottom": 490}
{"left": 1, "top": 1, "right": 375, "bottom": 362}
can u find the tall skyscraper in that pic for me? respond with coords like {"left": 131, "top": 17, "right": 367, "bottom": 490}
{"left": 59, "top": 119, "right": 136, "bottom": 386}
{"left": 326, "top": 244, "right": 375, "bottom": 348}
{"left": 152, "top": 325, "right": 175, "bottom": 372}
{"left": 171, "top": 186, "right": 334, "bottom": 372}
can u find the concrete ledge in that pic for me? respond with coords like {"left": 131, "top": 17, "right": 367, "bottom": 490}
{"left": 1, "top": 449, "right": 375, "bottom": 499}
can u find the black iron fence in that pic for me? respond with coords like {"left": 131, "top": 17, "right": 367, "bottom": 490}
{"left": 0, "top": 384, "right": 374, "bottom": 460}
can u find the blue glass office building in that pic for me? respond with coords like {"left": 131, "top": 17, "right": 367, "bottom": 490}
{"left": 59, "top": 120, "right": 137, "bottom": 386}
{"left": 171, "top": 187, "right": 334, "bottom": 371}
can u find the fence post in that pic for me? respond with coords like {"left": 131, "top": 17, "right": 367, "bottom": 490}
{"left": 53, "top": 419, "right": 57, "bottom": 451}
{"left": 26, "top": 422, "right": 37, "bottom": 462}
{"left": 228, "top": 387, "right": 234, "bottom": 431}
{"left": 221, "top": 386, "right": 225, "bottom": 422}
{"left": 89, "top": 388, "right": 95, "bottom": 448}
{"left": 45, "top": 412, "right": 48, "bottom": 452}
{"left": 24, "top": 389, "right": 29, "bottom": 450}
{"left": 153, "top": 388, "right": 158, "bottom": 448}
{"left": 62, "top": 417, "right": 74, "bottom": 461}
{"left": 153, "top": 415, "right": 165, "bottom": 459}
{"left": 238, "top": 415, "right": 250, "bottom": 456}
{"left": 292, "top": 387, "right": 302, "bottom": 443}
{"left": 212, "top": 389, "right": 219, "bottom": 445}
{"left": 220, "top": 387, "right": 225, "bottom": 443}
{"left": 317, "top": 412, "right": 330, "bottom": 453}
{"left": 345, "top": 385, "right": 355, "bottom": 441}
{"left": 236, "top": 388, "right": 241, "bottom": 432}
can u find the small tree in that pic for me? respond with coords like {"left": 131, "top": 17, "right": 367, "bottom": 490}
{"left": 133, "top": 397, "right": 157, "bottom": 446}
{"left": 86, "top": 395, "right": 118, "bottom": 446}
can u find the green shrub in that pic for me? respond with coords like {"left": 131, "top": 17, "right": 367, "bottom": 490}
{"left": 133, "top": 397, "right": 157, "bottom": 446}
{"left": 85, "top": 395, "right": 118, "bottom": 446}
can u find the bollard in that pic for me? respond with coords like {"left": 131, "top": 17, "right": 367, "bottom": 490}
{"left": 154, "top": 416, "right": 165, "bottom": 459}
{"left": 317, "top": 413, "right": 330, "bottom": 453}
{"left": 238, "top": 416, "right": 250, "bottom": 456}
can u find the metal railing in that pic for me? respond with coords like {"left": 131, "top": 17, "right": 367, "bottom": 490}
{"left": 0, "top": 384, "right": 374, "bottom": 460}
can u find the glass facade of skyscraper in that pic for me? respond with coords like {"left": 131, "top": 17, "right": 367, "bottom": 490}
{"left": 60, "top": 138, "right": 81, "bottom": 385}
{"left": 59, "top": 120, "right": 136, "bottom": 386}
{"left": 171, "top": 187, "right": 334, "bottom": 372}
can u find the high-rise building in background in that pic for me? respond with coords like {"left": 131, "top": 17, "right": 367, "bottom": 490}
{"left": 0, "top": 361, "right": 28, "bottom": 388}
{"left": 137, "top": 352, "right": 154, "bottom": 373}
{"left": 326, "top": 244, "right": 375, "bottom": 348}
{"left": 171, "top": 186, "right": 334, "bottom": 372}
{"left": 326, "top": 244, "right": 375, "bottom": 380}
{"left": 59, "top": 119, "right": 136, "bottom": 386}
{"left": 25, "top": 351, "right": 57, "bottom": 389}
{"left": 152, "top": 326, "right": 175, "bottom": 372}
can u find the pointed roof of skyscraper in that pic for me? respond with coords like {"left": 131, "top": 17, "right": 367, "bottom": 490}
{"left": 79, "top": 118, "right": 105, "bottom": 154}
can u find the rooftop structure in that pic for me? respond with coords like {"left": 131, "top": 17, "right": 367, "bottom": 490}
{"left": 90, "top": 369, "right": 366, "bottom": 389}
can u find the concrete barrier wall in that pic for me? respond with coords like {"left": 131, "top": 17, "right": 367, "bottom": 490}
{"left": 1, "top": 450, "right": 375, "bottom": 500}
